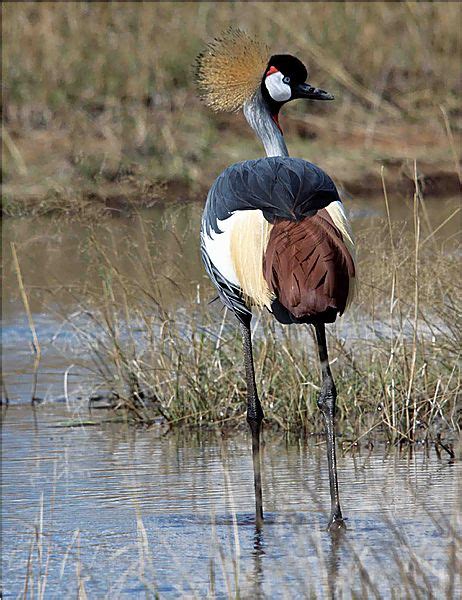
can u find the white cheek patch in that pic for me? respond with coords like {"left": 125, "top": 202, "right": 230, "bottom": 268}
{"left": 265, "top": 71, "right": 292, "bottom": 102}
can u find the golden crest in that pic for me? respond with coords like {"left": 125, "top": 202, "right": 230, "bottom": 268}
{"left": 195, "top": 28, "right": 269, "bottom": 112}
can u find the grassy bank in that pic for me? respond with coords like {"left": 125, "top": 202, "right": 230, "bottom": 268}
{"left": 42, "top": 185, "right": 459, "bottom": 446}
{"left": 2, "top": 2, "right": 461, "bottom": 215}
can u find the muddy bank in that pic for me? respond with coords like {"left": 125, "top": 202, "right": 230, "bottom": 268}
{"left": 3, "top": 102, "right": 460, "bottom": 218}
{"left": 91, "top": 165, "right": 461, "bottom": 212}
{"left": 2, "top": 165, "right": 460, "bottom": 219}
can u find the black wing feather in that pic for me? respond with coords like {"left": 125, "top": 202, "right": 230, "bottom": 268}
{"left": 200, "top": 239, "right": 251, "bottom": 326}
{"left": 203, "top": 157, "right": 340, "bottom": 236}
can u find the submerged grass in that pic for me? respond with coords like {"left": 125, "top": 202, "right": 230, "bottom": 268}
{"left": 47, "top": 183, "right": 461, "bottom": 446}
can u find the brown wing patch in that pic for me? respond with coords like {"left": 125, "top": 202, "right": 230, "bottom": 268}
{"left": 263, "top": 209, "right": 355, "bottom": 321}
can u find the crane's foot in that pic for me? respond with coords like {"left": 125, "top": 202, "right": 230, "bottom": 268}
{"left": 327, "top": 511, "right": 346, "bottom": 533}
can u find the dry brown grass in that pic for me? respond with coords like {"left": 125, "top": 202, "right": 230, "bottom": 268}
{"left": 47, "top": 185, "right": 461, "bottom": 446}
{"left": 2, "top": 2, "right": 461, "bottom": 214}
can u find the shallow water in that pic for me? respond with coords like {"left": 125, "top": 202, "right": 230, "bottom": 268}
{"left": 2, "top": 403, "right": 460, "bottom": 598}
{"left": 2, "top": 196, "right": 461, "bottom": 597}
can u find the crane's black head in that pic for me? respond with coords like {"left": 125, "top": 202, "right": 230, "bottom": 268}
{"left": 261, "top": 54, "right": 334, "bottom": 117}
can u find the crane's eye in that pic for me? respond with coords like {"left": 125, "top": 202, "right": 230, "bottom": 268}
{"left": 282, "top": 76, "right": 291, "bottom": 84}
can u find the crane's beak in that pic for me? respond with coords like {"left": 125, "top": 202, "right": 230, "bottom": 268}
{"left": 294, "top": 82, "right": 334, "bottom": 101}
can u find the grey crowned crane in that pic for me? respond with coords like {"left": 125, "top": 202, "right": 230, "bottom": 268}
{"left": 197, "top": 30, "right": 356, "bottom": 532}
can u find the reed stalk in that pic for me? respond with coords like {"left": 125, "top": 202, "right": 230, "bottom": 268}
{"left": 10, "top": 242, "right": 41, "bottom": 403}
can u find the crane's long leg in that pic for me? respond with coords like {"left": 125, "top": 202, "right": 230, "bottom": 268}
{"left": 314, "top": 322, "right": 346, "bottom": 532}
{"left": 240, "top": 320, "right": 264, "bottom": 528}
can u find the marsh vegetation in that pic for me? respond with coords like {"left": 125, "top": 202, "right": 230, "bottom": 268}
{"left": 2, "top": 4, "right": 461, "bottom": 597}
{"left": 4, "top": 191, "right": 460, "bottom": 447}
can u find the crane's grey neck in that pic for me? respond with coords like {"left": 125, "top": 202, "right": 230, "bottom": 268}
{"left": 243, "top": 90, "right": 289, "bottom": 158}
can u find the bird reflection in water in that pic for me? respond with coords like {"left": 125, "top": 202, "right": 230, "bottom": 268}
{"left": 251, "top": 525, "right": 265, "bottom": 599}
{"left": 248, "top": 517, "right": 346, "bottom": 599}
{"left": 325, "top": 528, "right": 346, "bottom": 599}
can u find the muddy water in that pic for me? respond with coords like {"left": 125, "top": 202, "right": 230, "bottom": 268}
{"left": 2, "top": 403, "right": 460, "bottom": 598}
{"left": 2, "top": 203, "right": 204, "bottom": 403}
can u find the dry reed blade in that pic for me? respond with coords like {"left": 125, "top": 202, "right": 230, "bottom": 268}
{"left": 2, "top": 124, "right": 28, "bottom": 175}
{"left": 10, "top": 242, "right": 42, "bottom": 403}
{"left": 381, "top": 166, "right": 399, "bottom": 436}
{"left": 406, "top": 162, "right": 421, "bottom": 439}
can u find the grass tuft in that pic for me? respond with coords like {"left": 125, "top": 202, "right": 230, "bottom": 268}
{"left": 55, "top": 191, "right": 461, "bottom": 445}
